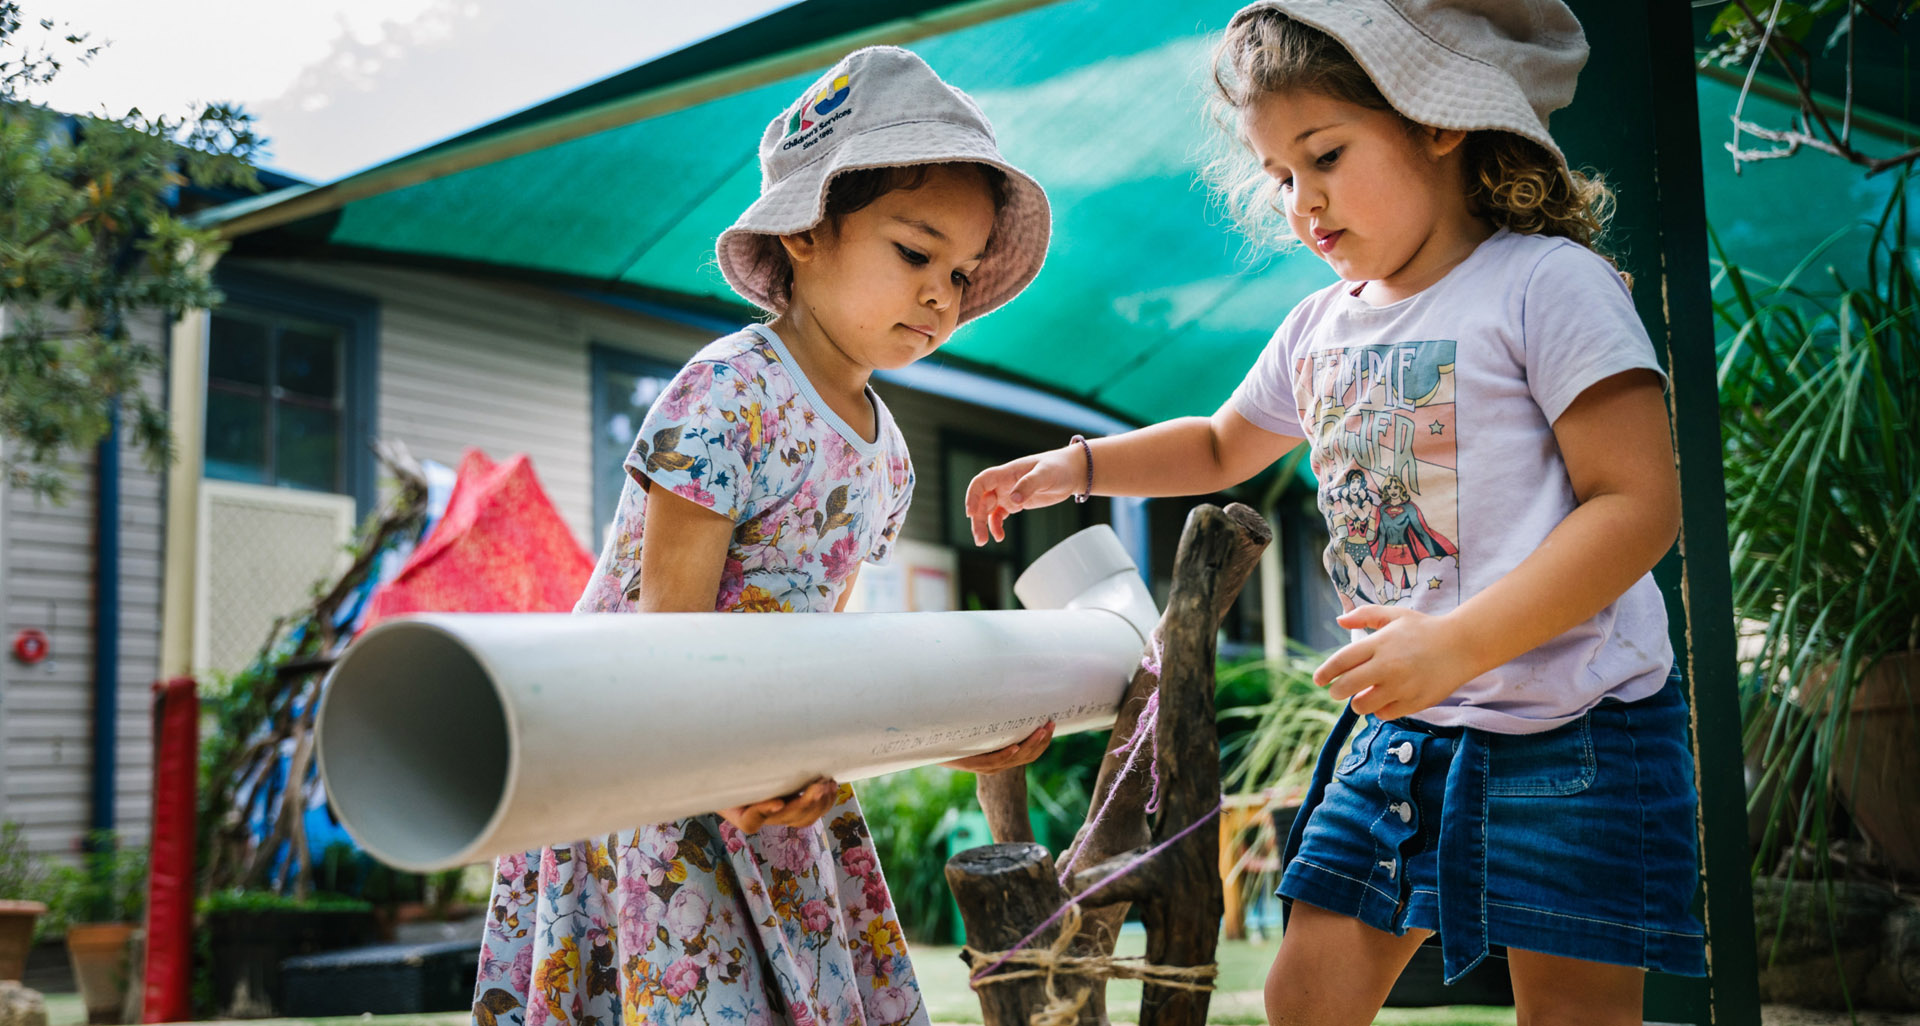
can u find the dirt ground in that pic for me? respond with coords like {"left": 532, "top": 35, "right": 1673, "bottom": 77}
{"left": 1760, "top": 1009, "right": 1920, "bottom": 1026}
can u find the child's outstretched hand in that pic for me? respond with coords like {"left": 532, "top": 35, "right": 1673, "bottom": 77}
{"left": 964, "top": 448, "right": 1085, "bottom": 545}
{"left": 1315, "top": 605, "right": 1481, "bottom": 720}
{"left": 943, "top": 721, "right": 1055, "bottom": 774}
{"left": 720, "top": 777, "right": 839, "bottom": 834}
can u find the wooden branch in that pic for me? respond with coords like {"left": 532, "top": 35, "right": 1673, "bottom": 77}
{"left": 244, "top": 718, "right": 312, "bottom": 888}
{"left": 1723, "top": 0, "right": 1920, "bottom": 177}
{"left": 1135, "top": 504, "right": 1262, "bottom": 1026}
{"left": 1057, "top": 504, "right": 1271, "bottom": 971}
{"left": 978, "top": 769, "right": 1035, "bottom": 845}
{"left": 1066, "top": 848, "right": 1160, "bottom": 909}
{"left": 1730, "top": 118, "right": 1920, "bottom": 177}
{"left": 946, "top": 503, "right": 1270, "bottom": 1026}
{"left": 273, "top": 657, "right": 337, "bottom": 682}
{"left": 203, "top": 436, "right": 432, "bottom": 894}
{"left": 947, "top": 843, "right": 1106, "bottom": 1026}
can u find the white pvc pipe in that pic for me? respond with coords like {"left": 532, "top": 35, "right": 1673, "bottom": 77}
{"left": 316, "top": 526, "right": 1155, "bottom": 872}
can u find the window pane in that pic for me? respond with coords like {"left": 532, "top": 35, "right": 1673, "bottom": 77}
{"left": 209, "top": 315, "right": 269, "bottom": 388}
{"left": 593, "top": 357, "right": 677, "bottom": 547}
{"left": 205, "top": 388, "right": 267, "bottom": 483}
{"left": 275, "top": 403, "right": 339, "bottom": 492}
{"left": 278, "top": 326, "right": 342, "bottom": 401}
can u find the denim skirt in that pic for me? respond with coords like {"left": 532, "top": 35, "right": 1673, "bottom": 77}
{"left": 1277, "top": 671, "right": 1708, "bottom": 980}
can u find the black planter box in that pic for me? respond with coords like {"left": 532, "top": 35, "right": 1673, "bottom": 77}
{"left": 279, "top": 938, "right": 479, "bottom": 1015}
{"left": 204, "top": 907, "right": 379, "bottom": 1017}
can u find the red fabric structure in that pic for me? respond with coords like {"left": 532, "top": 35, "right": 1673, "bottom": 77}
{"left": 360, "top": 449, "right": 594, "bottom": 629}
{"left": 141, "top": 677, "right": 197, "bottom": 1022}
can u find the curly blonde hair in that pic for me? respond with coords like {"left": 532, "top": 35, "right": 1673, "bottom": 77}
{"left": 1205, "top": 8, "right": 1615, "bottom": 256}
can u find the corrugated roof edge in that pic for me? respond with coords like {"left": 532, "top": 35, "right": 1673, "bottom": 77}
{"left": 196, "top": 0, "right": 1064, "bottom": 241}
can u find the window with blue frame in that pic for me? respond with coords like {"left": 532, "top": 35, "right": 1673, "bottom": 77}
{"left": 205, "top": 269, "right": 378, "bottom": 513}
{"left": 591, "top": 344, "right": 682, "bottom": 550}
{"left": 205, "top": 308, "right": 346, "bottom": 492}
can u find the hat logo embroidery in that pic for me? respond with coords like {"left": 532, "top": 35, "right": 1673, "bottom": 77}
{"left": 785, "top": 74, "right": 852, "bottom": 136}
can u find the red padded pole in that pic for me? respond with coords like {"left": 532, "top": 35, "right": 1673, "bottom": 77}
{"left": 141, "top": 677, "right": 197, "bottom": 1022}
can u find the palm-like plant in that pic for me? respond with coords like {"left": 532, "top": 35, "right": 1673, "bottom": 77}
{"left": 1715, "top": 176, "right": 1919, "bottom": 885}
{"left": 1214, "top": 646, "right": 1344, "bottom": 925}
{"left": 1219, "top": 648, "right": 1345, "bottom": 800}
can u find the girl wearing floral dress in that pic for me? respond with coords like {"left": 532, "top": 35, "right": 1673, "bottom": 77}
{"left": 471, "top": 46, "right": 1054, "bottom": 1026}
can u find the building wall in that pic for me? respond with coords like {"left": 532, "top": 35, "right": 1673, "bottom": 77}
{"left": 229, "top": 260, "right": 613, "bottom": 548}
{"left": 238, "top": 260, "right": 1094, "bottom": 555}
{"left": 0, "top": 307, "right": 164, "bottom": 857}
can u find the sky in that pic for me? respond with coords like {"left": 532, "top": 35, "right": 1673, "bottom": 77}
{"left": 21, "top": 0, "right": 796, "bottom": 183}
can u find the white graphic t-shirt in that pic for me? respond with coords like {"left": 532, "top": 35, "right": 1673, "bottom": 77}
{"left": 1232, "top": 228, "right": 1674, "bottom": 733}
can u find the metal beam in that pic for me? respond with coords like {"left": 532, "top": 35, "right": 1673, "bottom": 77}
{"left": 1643, "top": 2, "right": 1764, "bottom": 1023}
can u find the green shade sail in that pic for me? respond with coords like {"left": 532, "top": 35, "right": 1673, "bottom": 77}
{"left": 223, "top": 0, "right": 1338, "bottom": 428}
{"left": 214, "top": 0, "right": 1910, "bottom": 431}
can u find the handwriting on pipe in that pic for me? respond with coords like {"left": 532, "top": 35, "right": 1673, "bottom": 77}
{"left": 868, "top": 701, "right": 1113, "bottom": 756}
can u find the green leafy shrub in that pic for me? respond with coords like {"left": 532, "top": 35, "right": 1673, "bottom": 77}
{"left": 1716, "top": 177, "right": 1919, "bottom": 879}
{"left": 34, "top": 831, "right": 148, "bottom": 940}
{"left": 857, "top": 766, "right": 978, "bottom": 943}
{"left": 0, "top": 821, "right": 42, "bottom": 900}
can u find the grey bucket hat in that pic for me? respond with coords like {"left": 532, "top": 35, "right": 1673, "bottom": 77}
{"left": 716, "top": 46, "right": 1052, "bottom": 324}
{"left": 1232, "top": 0, "right": 1588, "bottom": 168}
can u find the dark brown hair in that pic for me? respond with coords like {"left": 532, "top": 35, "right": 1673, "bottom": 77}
{"left": 749, "top": 162, "right": 1010, "bottom": 312}
{"left": 1206, "top": 8, "right": 1614, "bottom": 252}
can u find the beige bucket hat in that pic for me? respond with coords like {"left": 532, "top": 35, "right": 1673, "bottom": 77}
{"left": 1232, "top": 0, "right": 1588, "bottom": 168}
{"left": 716, "top": 46, "right": 1052, "bottom": 324}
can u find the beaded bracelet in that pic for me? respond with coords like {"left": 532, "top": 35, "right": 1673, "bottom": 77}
{"left": 1068, "top": 434, "right": 1092, "bottom": 504}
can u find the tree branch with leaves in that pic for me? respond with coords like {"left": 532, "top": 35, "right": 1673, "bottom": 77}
{"left": 0, "top": 1, "right": 263, "bottom": 500}
{"left": 1702, "top": 0, "right": 1920, "bottom": 177}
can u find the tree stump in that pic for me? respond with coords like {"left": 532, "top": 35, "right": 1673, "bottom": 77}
{"left": 949, "top": 503, "right": 1271, "bottom": 1026}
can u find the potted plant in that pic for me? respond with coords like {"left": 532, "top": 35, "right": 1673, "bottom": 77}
{"left": 1717, "top": 177, "right": 1919, "bottom": 887}
{"left": 43, "top": 834, "right": 148, "bottom": 1023}
{"left": 0, "top": 822, "right": 48, "bottom": 982}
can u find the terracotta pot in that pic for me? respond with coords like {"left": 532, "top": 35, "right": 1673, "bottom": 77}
{"left": 0, "top": 900, "right": 46, "bottom": 982}
{"left": 65, "top": 921, "right": 135, "bottom": 1024}
{"left": 1825, "top": 652, "right": 1920, "bottom": 877}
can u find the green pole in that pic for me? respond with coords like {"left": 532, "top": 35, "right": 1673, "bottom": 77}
{"left": 1559, "top": 2, "right": 1764, "bottom": 1022}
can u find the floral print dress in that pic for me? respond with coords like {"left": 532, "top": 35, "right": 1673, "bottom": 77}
{"left": 472, "top": 324, "right": 923, "bottom": 1026}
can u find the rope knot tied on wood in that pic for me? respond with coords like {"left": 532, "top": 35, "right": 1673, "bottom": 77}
{"left": 964, "top": 904, "right": 1219, "bottom": 1026}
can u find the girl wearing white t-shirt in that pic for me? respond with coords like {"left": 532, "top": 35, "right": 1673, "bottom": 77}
{"left": 963, "top": 3, "right": 1706, "bottom": 1024}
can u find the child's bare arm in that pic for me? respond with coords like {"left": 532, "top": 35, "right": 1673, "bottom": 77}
{"left": 965, "top": 404, "right": 1304, "bottom": 545}
{"left": 1317, "top": 369, "right": 1680, "bottom": 719}
{"left": 834, "top": 566, "right": 862, "bottom": 612}
{"left": 636, "top": 486, "right": 736, "bottom": 613}
{"left": 639, "top": 485, "right": 838, "bottom": 830}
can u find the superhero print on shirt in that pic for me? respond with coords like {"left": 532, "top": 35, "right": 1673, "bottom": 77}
{"left": 1293, "top": 339, "right": 1461, "bottom": 610}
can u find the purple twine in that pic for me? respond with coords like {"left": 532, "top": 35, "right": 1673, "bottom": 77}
{"left": 1140, "top": 634, "right": 1163, "bottom": 677}
{"left": 1053, "top": 636, "right": 1169, "bottom": 886}
{"left": 968, "top": 800, "right": 1225, "bottom": 986}
{"left": 1056, "top": 691, "right": 1162, "bottom": 886}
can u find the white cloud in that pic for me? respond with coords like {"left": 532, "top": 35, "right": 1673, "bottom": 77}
{"left": 23, "top": 0, "right": 796, "bottom": 181}
{"left": 31, "top": 0, "right": 444, "bottom": 120}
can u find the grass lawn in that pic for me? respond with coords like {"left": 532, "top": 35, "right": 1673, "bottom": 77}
{"left": 41, "top": 993, "right": 471, "bottom": 1026}
{"left": 41, "top": 930, "right": 1515, "bottom": 1026}
{"left": 911, "top": 927, "right": 1517, "bottom": 1026}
